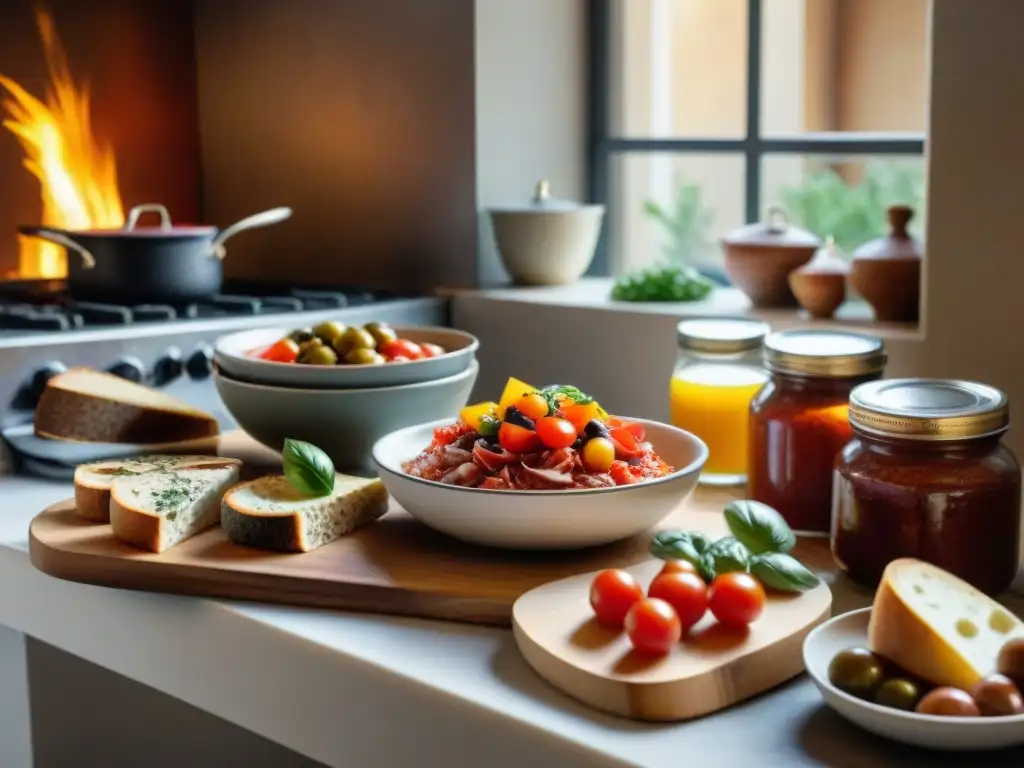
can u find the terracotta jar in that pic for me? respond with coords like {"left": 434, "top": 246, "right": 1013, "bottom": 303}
{"left": 849, "top": 205, "right": 923, "bottom": 323}
{"left": 722, "top": 208, "right": 821, "bottom": 308}
{"left": 789, "top": 236, "right": 850, "bottom": 319}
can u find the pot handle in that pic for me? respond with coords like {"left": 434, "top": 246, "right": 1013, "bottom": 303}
{"left": 210, "top": 207, "right": 293, "bottom": 260}
{"left": 17, "top": 227, "right": 96, "bottom": 269}
{"left": 126, "top": 204, "right": 172, "bottom": 231}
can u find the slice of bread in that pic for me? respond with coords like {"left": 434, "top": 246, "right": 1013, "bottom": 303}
{"left": 35, "top": 368, "right": 219, "bottom": 444}
{"left": 221, "top": 474, "right": 388, "bottom": 553}
{"left": 110, "top": 461, "right": 242, "bottom": 553}
{"left": 74, "top": 455, "right": 237, "bottom": 522}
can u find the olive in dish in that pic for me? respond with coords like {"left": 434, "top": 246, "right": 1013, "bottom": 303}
{"left": 250, "top": 321, "right": 445, "bottom": 366}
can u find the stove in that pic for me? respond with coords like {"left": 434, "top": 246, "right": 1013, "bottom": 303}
{"left": 0, "top": 279, "right": 447, "bottom": 460}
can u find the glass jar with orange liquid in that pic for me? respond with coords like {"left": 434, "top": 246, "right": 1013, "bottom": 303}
{"left": 669, "top": 318, "right": 770, "bottom": 486}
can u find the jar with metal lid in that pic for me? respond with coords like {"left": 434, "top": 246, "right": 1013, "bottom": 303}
{"left": 749, "top": 330, "right": 886, "bottom": 535}
{"left": 832, "top": 378, "right": 1021, "bottom": 595}
{"left": 670, "top": 318, "right": 770, "bottom": 486}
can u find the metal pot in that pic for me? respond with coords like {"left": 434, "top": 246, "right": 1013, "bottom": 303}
{"left": 18, "top": 203, "right": 292, "bottom": 304}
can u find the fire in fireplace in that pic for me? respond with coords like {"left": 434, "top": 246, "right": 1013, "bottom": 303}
{"left": 0, "top": 9, "right": 124, "bottom": 280}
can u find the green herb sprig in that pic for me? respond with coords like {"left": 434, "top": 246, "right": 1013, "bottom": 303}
{"left": 282, "top": 439, "right": 335, "bottom": 497}
{"left": 650, "top": 500, "right": 820, "bottom": 592}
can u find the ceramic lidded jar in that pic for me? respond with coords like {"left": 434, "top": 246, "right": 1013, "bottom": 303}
{"left": 487, "top": 180, "right": 605, "bottom": 286}
{"left": 849, "top": 205, "right": 923, "bottom": 323}
{"left": 722, "top": 208, "right": 821, "bottom": 307}
{"left": 789, "top": 236, "right": 850, "bottom": 319}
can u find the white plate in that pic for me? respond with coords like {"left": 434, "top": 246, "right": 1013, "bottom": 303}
{"left": 215, "top": 324, "right": 478, "bottom": 389}
{"left": 372, "top": 417, "right": 707, "bottom": 549}
{"left": 804, "top": 608, "right": 1024, "bottom": 751}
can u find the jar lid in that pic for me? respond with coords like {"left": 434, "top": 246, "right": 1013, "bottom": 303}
{"left": 796, "top": 236, "right": 850, "bottom": 275}
{"left": 722, "top": 207, "right": 821, "bottom": 249}
{"left": 486, "top": 179, "right": 604, "bottom": 214}
{"left": 849, "top": 378, "right": 1009, "bottom": 440}
{"left": 676, "top": 318, "right": 771, "bottom": 354}
{"left": 851, "top": 205, "right": 924, "bottom": 261}
{"left": 763, "top": 330, "right": 886, "bottom": 378}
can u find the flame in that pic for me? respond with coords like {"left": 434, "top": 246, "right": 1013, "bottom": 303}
{"left": 0, "top": 10, "right": 124, "bottom": 279}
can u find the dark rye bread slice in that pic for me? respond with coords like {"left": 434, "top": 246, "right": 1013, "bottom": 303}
{"left": 221, "top": 474, "right": 389, "bottom": 553}
{"left": 35, "top": 368, "right": 219, "bottom": 444}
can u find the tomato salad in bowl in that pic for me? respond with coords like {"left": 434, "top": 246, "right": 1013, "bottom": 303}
{"left": 403, "top": 378, "right": 672, "bottom": 491}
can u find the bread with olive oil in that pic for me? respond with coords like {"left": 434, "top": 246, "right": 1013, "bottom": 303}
{"left": 74, "top": 455, "right": 237, "bottom": 522}
{"left": 221, "top": 474, "right": 388, "bottom": 553}
{"left": 109, "top": 461, "right": 242, "bottom": 553}
{"left": 868, "top": 559, "right": 1024, "bottom": 690}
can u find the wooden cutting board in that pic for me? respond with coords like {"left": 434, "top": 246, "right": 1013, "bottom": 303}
{"left": 28, "top": 431, "right": 835, "bottom": 627}
{"left": 513, "top": 555, "right": 832, "bottom": 721}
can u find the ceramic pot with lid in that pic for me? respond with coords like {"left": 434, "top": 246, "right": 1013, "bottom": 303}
{"left": 488, "top": 180, "right": 605, "bottom": 286}
{"left": 789, "top": 236, "right": 850, "bottom": 319}
{"left": 849, "top": 205, "right": 923, "bottom": 323}
{"left": 722, "top": 208, "right": 822, "bottom": 307}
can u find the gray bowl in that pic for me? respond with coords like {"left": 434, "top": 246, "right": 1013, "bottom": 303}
{"left": 214, "top": 360, "right": 478, "bottom": 474}
{"left": 214, "top": 325, "right": 479, "bottom": 389}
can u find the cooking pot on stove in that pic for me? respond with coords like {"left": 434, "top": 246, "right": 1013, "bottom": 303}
{"left": 18, "top": 203, "right": 292, "bottom": 305}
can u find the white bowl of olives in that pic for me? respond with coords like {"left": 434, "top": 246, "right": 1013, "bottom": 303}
{"left": 214, "top": 323, "right": 478, "bottom": 390}
{"left": 804, "top": 609, "right": 1024, "bottom": 751}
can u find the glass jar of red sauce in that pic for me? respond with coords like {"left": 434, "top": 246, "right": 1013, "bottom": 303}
{"left": 749, "top": 330, "right": 886, "bottom": 536}
{"left": 832, "top": 378, "right": 1021, "bottom": 595}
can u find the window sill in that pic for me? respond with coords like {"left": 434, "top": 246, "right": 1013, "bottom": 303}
{"left": 444, "top": 278, "right": 922, "bottom": 342}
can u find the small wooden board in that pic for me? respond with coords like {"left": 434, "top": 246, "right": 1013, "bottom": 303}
{"left": 512, "top": 542, "right": 832, "bottom": 721}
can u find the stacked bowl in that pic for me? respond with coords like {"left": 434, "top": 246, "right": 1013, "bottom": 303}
{"left": 213, "top": 323, "right": 479, "bottom": 474}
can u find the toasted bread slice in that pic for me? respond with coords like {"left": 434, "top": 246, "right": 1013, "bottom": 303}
{"left": 221, "top": 474, "right": 388, "bottom": 553}
{"left": 73, "top": 455, "right": 237, "bottom": 521}
{"left": 110, "top": 461, "right": 242, "bottom": 553}
{"left": 35, "top": 368, "right": 219, "bottom": 444}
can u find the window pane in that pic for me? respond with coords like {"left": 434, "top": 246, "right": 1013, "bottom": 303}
{"left": 609, "top": 0, "right": 747, "bottom": 138}
{"left": 761, "top": 0, "right": 929, "bottom": 136}
{"left": 761, "top": 155, "right": 927, "bottom": 254}
{"left": 608, "top": 152, "right": 746, "bottom": 275}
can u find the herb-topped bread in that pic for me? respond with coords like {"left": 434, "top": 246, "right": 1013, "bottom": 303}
{"left": 221, "top": 474, "right": 389, "bottom": 552}
{"left": 73, "top": 455, "right": 237, "bottom": 522}
{"left": 35, "top": 368, "right": 219, "bottom": 444}
{"left": 109, "top": 460, "right": 242, "bottom": 553}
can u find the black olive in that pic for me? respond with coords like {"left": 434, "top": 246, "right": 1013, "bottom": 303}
{"left": 584, "top": 419, "right": 611, "bottom": 440}
{"left": 571, "top": 438, "right": 584, "bottom": 451}
{"left": 504, "top": 406, "right": 536, "bottom": 431}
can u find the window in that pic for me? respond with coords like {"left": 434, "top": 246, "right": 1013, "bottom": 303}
{"left": 590, "top": 0, "right": 929, "bottom": 278}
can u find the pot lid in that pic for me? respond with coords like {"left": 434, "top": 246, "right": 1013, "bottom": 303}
{"left": 487, "top": 180, "right": 604, "bottom": 214}
{"left": 796, "top": 236, "right": 850, "bottom": 274}
{"left": 852, "top": 205, "right": 923, "bottom": 261}
{"left": 723, "top": 207, "right": 821, "bottom": 249}
{"left": 74, "top": 203, "right": 216, "bottom": 236}
{"left": 849, "top": 378, "right": 1009, "bottom": 440}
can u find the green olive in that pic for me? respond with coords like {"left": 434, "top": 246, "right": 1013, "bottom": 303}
{"left": 363, "top": 321, "right": 390, "bottom": 333}
{"left": 312, "top": 321, "right": 347, "bottom": 346}
{"left": 875, "top": 678, "right": 922, "bottom": 711}
{"left": 334, "top": 326, "right": 377, "bottom": 355}
{"left": 828, "top": 648, "right": 884, "bottom": 699}
{"left": 298, "top": 344, "right": 338, "bottom": 365}
{"left": 287, "top": 327, "right": 315, "bottom": 344}
{"left": 365, "top": 324, "right": 398, "bottom": 346}
{"left": 345, "top": 348, "right": 386, "bottom": 365}
{"left": 297, "top": 338, "right": 323, "bottom": 356}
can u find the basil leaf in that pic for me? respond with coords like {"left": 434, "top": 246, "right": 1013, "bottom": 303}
{"left": 699, "top": 552, "right": 717, "bottom": 582}
{"left": 282, "top": 438, "right": 335, "bottom": 497}
{"left": 724, "top": 500, "right": 796, "bottom": 554}
{"left": 749, "top": 552, "right": 820, "bottom": 593}
{"left": 650, "top": 530, "right": 712, "bottom": 570}
{"left": 704, "top": 537, "right": 751, "bottom": 578}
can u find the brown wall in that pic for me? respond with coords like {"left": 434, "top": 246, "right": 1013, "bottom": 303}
{"left": 0, "top": 0, "right": 200, "bottom": 275}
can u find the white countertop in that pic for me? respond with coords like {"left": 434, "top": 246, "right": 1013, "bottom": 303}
{"left": 4, "top": 474, "right": 1023, "bottom": 767}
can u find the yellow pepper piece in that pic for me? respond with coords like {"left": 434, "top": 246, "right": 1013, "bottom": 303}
{"left": 459, "top": 401, "right": 499, "bottom": 430}
{"left": 497, "top": 376, "right": 538, "bottom": 419}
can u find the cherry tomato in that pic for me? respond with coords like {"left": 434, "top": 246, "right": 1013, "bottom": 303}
{"left": 607, "top": 417, "right": 645, "bottom": 442}
{"left": 379, "top": 338, "right": 424, "bottom": 360}
{"left": 648, "top": 572, "right": 708, "bottom": 631}
{"left": 498, "top": 422, "right": 541, "bottom": 453}
{"left": 625, "top": 598, "right": 682, "bottom": 656}
{"left": 657, "top": 559, "right": 698, "bottom": 577}
{"left": 258, "top": 338, "right": 299, "bottom": 363}
{"left": 609, "top": 427, "right": 644, "bottom": 459}
{"left": 708, "top": 573, "right": 766, "bottom": 628}
{"left": 535, "top": 416, "right": 577, "bottom": 449}
{"left": 419, "top": 342, "right": 445, "bottom": 358}
{"left": 589, "top": 569, "right": 644, "bottom": 628}
{"left": 609, "top": 460, "right": 639, "bottom": 485}
{"left": 581, "top": 436, "right": 616, "bottom": 472}
{"left": 515, "top": 392, "right": 550, "bottom": 420}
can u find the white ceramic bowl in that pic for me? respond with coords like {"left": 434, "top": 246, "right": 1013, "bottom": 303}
{"left": 489, "top": 206, "right": 605, "bottom": 286}
{"left": 215, "top": 361, "right": 478, "bottom": 474}
{"left": 372, "top": 417, "right": 707, "bottom": 549}
{"left": 214, "top": 325, "right": 478, "bottom": 389}
{"left": 804, "top": 608, "right": 1024, "bottom": 751}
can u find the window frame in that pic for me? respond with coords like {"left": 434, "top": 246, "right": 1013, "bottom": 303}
{"left": 587, "top": 0, "right": 927, "bottom": 276}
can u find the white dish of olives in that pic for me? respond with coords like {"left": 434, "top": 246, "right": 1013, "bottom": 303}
{"left": 214, "top": 323, "right": 478, "bottom": 390}
{"left": 804, "top": 608, "right": 1024, "bottom": 751}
